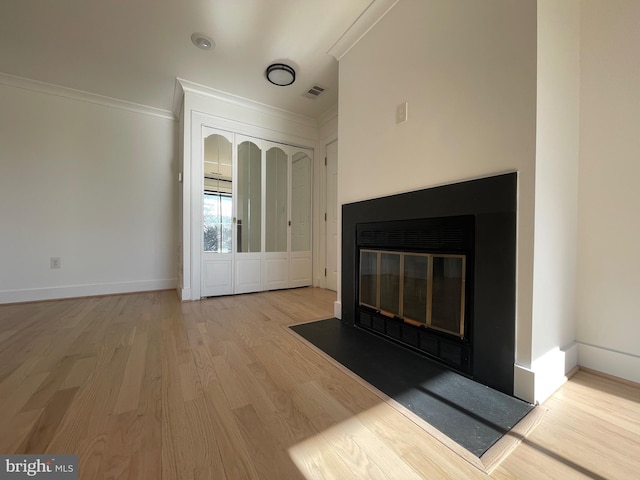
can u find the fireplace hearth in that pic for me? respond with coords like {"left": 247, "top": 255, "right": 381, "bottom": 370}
{"left": 342, "top": 173, "right": 517, "bottom": 395}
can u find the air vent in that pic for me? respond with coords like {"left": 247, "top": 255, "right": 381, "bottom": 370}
{"left": 303, "top": 84, "right": 327, "bottom": 99}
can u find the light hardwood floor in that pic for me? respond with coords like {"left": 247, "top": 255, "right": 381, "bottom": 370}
{"left": 0, "top": 288, "right": 638, "bottom": 479}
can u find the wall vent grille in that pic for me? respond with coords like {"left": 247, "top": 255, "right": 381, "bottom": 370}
{"left": 303, "top": 84, "right": 326, "bottom": 99}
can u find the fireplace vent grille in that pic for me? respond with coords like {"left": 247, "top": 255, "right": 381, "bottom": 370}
{"left": 358, "top": 224, "right": 467, "bottom": 251}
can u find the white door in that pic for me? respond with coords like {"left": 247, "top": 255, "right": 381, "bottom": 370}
{"left": 263, "top": 143, "right": 289, "bottom": 290}
{"left": 235, "top": 136, "right": 264, "bottom": 294}
{"left": 201, "top": 128, "right": 234, "bottom": 297}
{"left": 196, "top": 126, "right": 313, "bottom": 297}
{"left": 325, "top": 140, "right": 338, "bottom": 291}
{"left": 289, "top": 149, "right": 313, "bottom": 287}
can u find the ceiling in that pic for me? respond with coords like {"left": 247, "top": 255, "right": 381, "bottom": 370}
{"left": 0, "top": 0, "right": 380, "bottom": 119}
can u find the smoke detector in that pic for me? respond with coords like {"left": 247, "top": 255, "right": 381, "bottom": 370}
{"left": 191, "top": 33, "right": 214, "bottom": 50}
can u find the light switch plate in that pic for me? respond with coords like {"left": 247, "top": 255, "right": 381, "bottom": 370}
{"left": 396, "top": 101, "right": 408, "bottom": 124}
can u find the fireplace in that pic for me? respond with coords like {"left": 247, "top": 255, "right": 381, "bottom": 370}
{"left": 342, "top": 173, "right": 517, "bottom": 395}
{"left": 355, "top": 215, "right": 474, "bottom": 374}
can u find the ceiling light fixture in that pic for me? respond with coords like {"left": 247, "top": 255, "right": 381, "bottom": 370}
{"left": 266, "top": 63, "right": 296, "bottom": 86}
{"left": 191, "top": 33, "right": 214, "bottom": 50}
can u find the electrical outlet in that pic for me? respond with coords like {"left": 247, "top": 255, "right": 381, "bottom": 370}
{"left": 50, "top": 257, "right": 61, "bottom": 269}
{"left": 396, "top": 101, "right": 408, "bottom": 125}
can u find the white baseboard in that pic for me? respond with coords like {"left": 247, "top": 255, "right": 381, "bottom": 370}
{"left": 334, "top": 301, "right": 342, "bottom": 319}
{"left": 513, "top": 364, "right": 535, "bottom": 404}
{"left": 514, "top": 342, "right": 578, "bottom": 404}
{"left": 178, "top": 287, "right": 192, "bottom": 302}
{"left": 578, "top": 342, "right": 640, "bottom": 384}
{"left": 0, "top": 278, "right": 177, "bottom": 304}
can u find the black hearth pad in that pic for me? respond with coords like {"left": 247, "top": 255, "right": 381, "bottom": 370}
{"left": 290, "top": 318, "right": 533, "bottom": 458}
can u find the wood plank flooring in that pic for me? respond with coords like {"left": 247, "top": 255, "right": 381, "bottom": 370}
{"left": 0, "top": 288, "right": 638, "bottom": 479}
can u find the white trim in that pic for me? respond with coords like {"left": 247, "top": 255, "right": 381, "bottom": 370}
{"left": 327, "top": 0, "right": 400, "bottom": 61}
{"left": 578, "top": 342, "right": 640, "bottom": 384}
{"left": 172, "top": 77, "right": 186, "bottom": 119}
{"left": 334, "top": 301, "right": 342, "bottom": 319}
{"left": 514, "top": 342, "right": 578, "bottom": 404}
{"left": 318, "top": 105, "right": 338, "bottom": 128}
{"left": 0, "top": 278, "right": 177, "bottom": 304}
{"left": 513, "top": 364, "right": 535, "bottom": 404}
{"left": 0, "top": 71, "right": 175, "bottom": 120}
{"left": 176, "top": 78, "right": 318, "bottom": 129}
{"left": 191, "top": 109, "right": 317, "bottom": 149}
{"left": 177, "top": 287, "right": 191, "bottom": 302}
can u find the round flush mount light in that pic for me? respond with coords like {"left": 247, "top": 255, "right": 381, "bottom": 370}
{"left": 191, "top": 33, "right": 214, "bottom": 50}
{"left": 266, "top": 63, "right": 296, "bottom": 86}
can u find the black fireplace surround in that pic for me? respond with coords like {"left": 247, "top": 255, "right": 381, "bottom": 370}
{"left": 342, "top": 173, "right": 517, "bottom": 395}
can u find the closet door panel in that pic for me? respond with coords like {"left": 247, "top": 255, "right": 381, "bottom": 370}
{"left": 201, "top": 128, "right": 234, "bottom": 297}
{"left": 235, "top": 255, "right": 263, "bottom": 294}
{"left": 263, "top": 257, "right": 288, "bottom": 290}
{"left": 235, "top": 136, "right": 263, "bottom": 293}
{"left": 263, "top": 145, "right": 289, "bottom": 289}
{"left": 289, "top": 251, "right": 313, "bottom": 287}
{"left": 203, "top": 261, "right": 233, "bottom": 291}
{"left": 289, "top": 150, "right": 313, "bottom": 287}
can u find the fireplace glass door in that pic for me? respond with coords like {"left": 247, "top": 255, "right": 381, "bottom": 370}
{"left": 402, "top": 254, "right": 429, "bottom": 325}
{"left": 380, "top": 253, "right": 401, "bottom": 316}
{"left": 431, "top": 256, "right": 465, "bottom": 335}
{"left": 359, "top": 250, "right": 466, "bottom": 338}
{"left": 359, "top": 250, "right": 378, "bottom": 308}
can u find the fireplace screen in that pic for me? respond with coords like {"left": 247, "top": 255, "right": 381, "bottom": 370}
{"left": 359, "top": 250, "right": 466, "bottom": 337}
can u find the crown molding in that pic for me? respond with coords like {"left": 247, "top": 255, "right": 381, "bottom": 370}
{"left": 327, "top": 0, "right": 399, "bottom": 61}
{"left": 0, "top": 72, "right": 175, "bottom": 121}
{"left": 318, "top": 104, "right": 338, "bottom": 127}
{"left": 175, "top": 78, "right": 319, "bottom": 129}
{"left": 172, "top": 78, "right": 186, "bottom": 120}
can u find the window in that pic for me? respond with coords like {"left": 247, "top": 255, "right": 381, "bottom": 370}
{"left": 203, "top": 192, "right": 232, "bottom": 253}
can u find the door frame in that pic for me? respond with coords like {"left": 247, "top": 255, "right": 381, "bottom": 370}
{"left": 324, "top": 139, "right": 338, "bottom": 291}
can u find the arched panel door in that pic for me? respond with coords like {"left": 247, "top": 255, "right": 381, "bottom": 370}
{"left": 263, "top": 145, "right": 289, "bottom": 290}
{"left": 201, "top": 128, "right": 234, "bottom": 297}
{"left": 195, "top": 127, "right": 313, "bottom": 297}
{"left": 289, "top": 150, "right": 313, "bottom": 287}
{"left": 235, "top": 137, "right": 264, "bottom": 294}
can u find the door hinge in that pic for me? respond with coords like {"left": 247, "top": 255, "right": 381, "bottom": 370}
{"left": 324, "top": 268, "right": 327, "bottom": 276}
{"left": 324, "top": 157, "right": 327, "bottom": 166}
{"left": 324, "top": 212, "right": 327, "bottom": 221}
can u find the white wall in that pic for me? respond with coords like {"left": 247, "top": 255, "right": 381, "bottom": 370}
{"left": 0, "top": 79, "right": 178, "bottom": 303}
{"left": 525, "top": 0, "right": 581, "bottom": 403}
{"left": 577, "top": 0, "right": 640, "bottom": 382}
{"left": 338, "top": 0, "right": 537, "bottom": 398}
